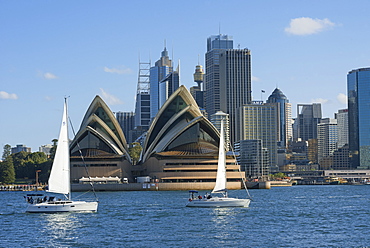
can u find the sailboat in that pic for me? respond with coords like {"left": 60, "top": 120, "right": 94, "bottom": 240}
{"left": 25, "top": 98, "right": 98, "bottom": 213}
{"left": 186, "top": 120, "right": 251, "bottom": 208}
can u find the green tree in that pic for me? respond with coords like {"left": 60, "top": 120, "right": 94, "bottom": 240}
{"left": 128, "top": 142, "right": 142, "bottom": 165}
{"left": 269, "top": 172, "right": 287, "bottom": 180}
{"left": 2, "top": 144, "right": 11, "bottom": 160}
{"left": 12, "top": 151, "right": 31, "bottom": 179}
{"left": 12, "top": 151, "right": 49, "bottom": 181}
{"left": 27, "top": 152, "right": 48, "bottom": 183}
{"left": 0, "top": 145, "right": 15, "bottom": 184}
{"left": 49, "top": 139, "right": 58, "bottom": 160}
{"left": 38, "top": 160, "right": 52, "bottom": 183}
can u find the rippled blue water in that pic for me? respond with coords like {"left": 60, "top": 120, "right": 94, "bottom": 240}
{"left": 1, "top": 185, "right": 369, "bottom": 247}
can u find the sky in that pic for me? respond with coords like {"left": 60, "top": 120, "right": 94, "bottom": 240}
{"left": 1, "top": 0, "right": 370, "bottom": 152}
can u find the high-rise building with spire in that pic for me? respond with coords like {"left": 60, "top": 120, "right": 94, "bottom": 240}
{"left": 150, "top": 46, "right": 177, "bottom": 119}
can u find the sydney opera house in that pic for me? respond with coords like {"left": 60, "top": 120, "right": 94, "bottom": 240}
{"left": 70, "top": 86, "right": 243, "bottom": 190}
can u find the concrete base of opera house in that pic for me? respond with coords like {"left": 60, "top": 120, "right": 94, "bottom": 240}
{"left": 72, "top": 181, "right": 271, "bottom": 191}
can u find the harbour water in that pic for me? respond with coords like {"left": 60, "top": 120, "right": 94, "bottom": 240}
{"left": 1, "top": 185, "right": 369, "bottom": 247}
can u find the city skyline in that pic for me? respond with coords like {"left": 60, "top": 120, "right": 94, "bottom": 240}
{"left": 2, "top": 1, "right": 369, "bottom": 151}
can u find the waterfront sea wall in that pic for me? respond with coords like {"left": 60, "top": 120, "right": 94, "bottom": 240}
{"left": 0, "top": 181, "right": 274, "bottom": 192}
{"left": 72, "top": 182, "right": 244, "bottom": 192}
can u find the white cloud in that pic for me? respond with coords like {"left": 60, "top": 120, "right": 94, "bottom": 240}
{"left": 285, "top": 17, "right": 335, "bottom": 36}
{"left": 337, "top": 93, "right": 347, "bottom": 104}
{"left": 311, "top": 98, "right": 329, "bottom": 104}
{"left": 100, "top": 88, "right": 123, "bottom": 105}
{"left": 43, "top": 72, "right": 58, "bottom": 80}
{"left": 104, "top": 66, "right": 132, "bottom": 75}
{"left": 252, "top": 76, "right": 260, "bottom": 82}
{"left": 0, "top": 91, "right": 18, "bottom": 100}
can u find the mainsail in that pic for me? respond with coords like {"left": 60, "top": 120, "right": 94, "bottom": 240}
{"left": 212, "top": 120, "right": 227, "bottom": 193}
{"left": 47, "top": 100, "right": 70, "bottom": 196}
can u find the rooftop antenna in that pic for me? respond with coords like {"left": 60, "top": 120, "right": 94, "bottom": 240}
{"left": 198, "top": 54, "right": 200, "bottom": 65}
{"left": 219, "top": 23, "right": 221, "bottom": 35}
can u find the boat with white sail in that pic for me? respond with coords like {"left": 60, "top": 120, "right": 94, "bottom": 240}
{"left": 25, "top": 98, "right": 98, "bottom": 213}
{"left": 186, "top": 120, "right": 251, "bottom": 208}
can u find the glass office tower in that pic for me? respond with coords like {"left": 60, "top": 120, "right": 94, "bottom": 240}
{"left": 205, "top": 34, "right": 252, "bottom": 145}
{"left": 266, "top": 88, "right": 292, "bottom": 148}
{"left": 296, "top": 103, "right": 322, "bottom": 141}
{"left": 205, "top": 34, "right": 233, "bottom": 116}
{"left": 237, "top": 102, "right": 277, "bottom": 171}
{"left": 219, "top": 49, "right": 251, "bottom": 145}
{"left": 150, "top": 47, "right": 173, "bottom": 119}
{"left": 347, "top": 67, "right": 370, "bottom": 169}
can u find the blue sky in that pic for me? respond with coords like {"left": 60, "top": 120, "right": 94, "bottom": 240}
{"left": 1, "top": 0, "right": 369, "bottom": 152}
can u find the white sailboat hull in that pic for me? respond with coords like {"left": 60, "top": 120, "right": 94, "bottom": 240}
{"left": 186, "top": 197, "right": 250, "bottom": 208}
{"left": 24, "top": 99, "right": 99, "bottom": 213}
{"left": 26, "top": 201, "right": 98, "bottom": 213}
{"left": 186, "top": 120, "right": 252, "bottom": 208}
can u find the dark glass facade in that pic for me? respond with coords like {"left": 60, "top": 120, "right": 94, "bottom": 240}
{"left": 347, "top": 68, "right": 370, "bottom": 168}
{"left": 205, "top": 35, "right": 233, "bottom": 117}
{"left": 296, "top": 104, "right": 322, "bottom": 141}
{"left": 267, "top": 88, "right": 291, "bottom": 147}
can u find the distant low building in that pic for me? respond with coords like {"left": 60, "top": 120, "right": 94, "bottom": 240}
{"left": 39, "top": 144, "right": 53, "bottom": 156}
{"left": 12, "top": 144, "right": 31, "bottom": 154}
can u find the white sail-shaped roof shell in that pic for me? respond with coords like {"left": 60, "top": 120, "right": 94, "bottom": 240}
{"left": 70, "top": 95, "right": 131, "bottom": 162}
{"left": 141, "top": 85, "right": 220, "bottom": 163}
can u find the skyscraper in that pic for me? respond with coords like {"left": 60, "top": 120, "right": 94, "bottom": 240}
{"left": 150, "top": 47, "right": 173, "bottom": 119}
{"left": 317, "top": 118, "right": 338, "bottom": 164}
{"left": 336, "top": 109, "right": 348, "bottom": 149}
{"left": 134, "top": 61, "right": 151, "bottom": 131}
{"left": 237, "top": 139, "right": 269, "bottom": 180}
{"left": 296, "top": 103, "right": 322, "bottom": 141}
{"left": 159, "top": 65, "right": 179, "bottom": 108}
{"left": 237, "top": 102, "right": 277, "bottom": 172}
{"left": 205, "top": 34, "right": 233, "bottom": 116}
{"left": 347, "top": 67, "right": 370, "bottom": 169}
{"left": 266, "top": 88, "right": 292, "bottom": 148}
{"left": 219, "top": 49, "right": 251, "bottom": 145}
{"left": 116, "top": 111, "right": 135, "bottom": 144}
{"left": 205, "top": 34, "right": 251, "bottom": 145}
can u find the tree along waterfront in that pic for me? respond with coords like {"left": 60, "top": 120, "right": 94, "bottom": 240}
{"left": 0, "top": 144, "right": 53, "bottom": 185}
